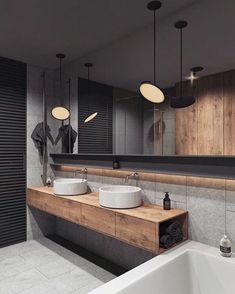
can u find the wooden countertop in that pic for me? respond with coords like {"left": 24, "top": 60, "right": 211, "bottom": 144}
{"left": 27, "top": 186, "right": 188, "bottom": 254}
{"left": 28, "top": 186, "right": 186, "bottom": 223}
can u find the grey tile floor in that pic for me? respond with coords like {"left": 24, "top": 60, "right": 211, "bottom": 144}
{"left": 0, "top": 237, "right": 116, "bottom": 294}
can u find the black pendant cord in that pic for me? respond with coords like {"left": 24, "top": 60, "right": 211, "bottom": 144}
{"left": 59, "top": 57, "right": 62, "bottom": 88}
{"left": 174, "top": 21, "right": 187, "bottom": 99}
{"left": 84, "top": 63, "right": 93, "bottom": 119}
{"left": 87, "top": 65, "right": 90, "bottom": 94}
{"left": 153, "top": 10, "right": 156, "bottom": 85}
{"left": 171, "top": 21, "right": 195, "bottom": 108}
{"left": 180, "top": 27, "right": 183, "bottom": 98}
{"left": 56, "top": 53, "right": 66, "bottom": 92}
{"left": 87, "top": 65, "right": 90, "bottom": 115}
{"left": 68, "top": 78, "right": 71, "bottom": 153}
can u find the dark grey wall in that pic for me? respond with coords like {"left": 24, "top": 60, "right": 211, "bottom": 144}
{"left": 113, "top": 87, "right": 143, "bottom": 154}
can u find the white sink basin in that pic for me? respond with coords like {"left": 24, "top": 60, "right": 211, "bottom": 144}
{"left": 53, "top": 178, "right": 87, "bottom": 196}
{"left": 99, "top": 185, "right": 142, "bottom": 209}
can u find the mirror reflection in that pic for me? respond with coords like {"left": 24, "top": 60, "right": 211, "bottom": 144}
{"left": 47, "top": 0, "right": 235, "bottom": 156}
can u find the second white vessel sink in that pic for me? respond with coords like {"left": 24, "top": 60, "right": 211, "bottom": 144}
{"left": 53, "top": 178, "right": 87, "bottom": 196}
{"left": 99, "top": 185, "right": 142, "bottom": 209}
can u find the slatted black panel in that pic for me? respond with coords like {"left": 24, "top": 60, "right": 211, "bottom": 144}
{"left": 0, "top": 56, "right": 26, "bottom": 247}
{"left": 78, "top": 78, "right": 113, "bottom": 154}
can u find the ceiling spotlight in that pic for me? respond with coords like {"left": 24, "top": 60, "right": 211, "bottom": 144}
{"left": 186, "top": 66, "right": 204, "bottom": 84}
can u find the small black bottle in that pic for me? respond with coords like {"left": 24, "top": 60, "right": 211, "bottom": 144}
{"left": 163, "top": 192, "right": 171, "bottom": 210}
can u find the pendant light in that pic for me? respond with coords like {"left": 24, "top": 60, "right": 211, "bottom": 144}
{"left": 171, "top": 21, "right": 196, "bottom": 108}
{"left": 185, "top": 66, "right": 204, "bottom": 84}
{"left": 140, "top": 1, "right": 164, "bottom": 104}
{"left": 84, "top": 63, "right": 98, "bottom": 123}
{"left": 51, "top": 53, "right": 70, "bottom": 120}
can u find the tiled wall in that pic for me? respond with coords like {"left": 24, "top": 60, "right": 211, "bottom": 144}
{"left": 54, "top": 169, "right": 235, "bottom": 257}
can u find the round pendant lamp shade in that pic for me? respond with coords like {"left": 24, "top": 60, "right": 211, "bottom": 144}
{"left": 140, "top": 1, "right": 164, "bottom": 104}
{"left": 170, "top": 96, "right": 195, "bottom": 108}
{"left": 140, "top": 82, "right": 164, "bottom": 103}
{"left": 51, "top": 106, "right": 70, "bottom": 120}
{"left": 84, "top": 111, "right": 98, "bottom": 123}
{"left": 51, "top": 53, "right": 71, "bottom": 120}
{"left": 170, "top": 21, "right": 196, "bottom": 109}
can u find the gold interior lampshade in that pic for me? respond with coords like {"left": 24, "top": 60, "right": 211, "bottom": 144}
{"left": 84, "top": 112, "right": 98, "bottom": 123}
{"left": 140, "top": 82, "right": 165, "bottom": 103}
{"left": 51, "top": 106, "right": 70, "bottom": 120}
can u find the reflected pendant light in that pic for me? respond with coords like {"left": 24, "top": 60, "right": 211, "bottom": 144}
{"left": 140, "top": 1, "right": 164, "bottom": 104}
{"left": 185, "top": 66, "right": 204, "bottom": 85}
{"left": 84, "top": 63, "right": 98, "bottom": 123}
{"left": 171, "top": 21, "right": 196, "bottom": 108}
{"left": 51, "top": 53, "right": 70, "bottom": 120}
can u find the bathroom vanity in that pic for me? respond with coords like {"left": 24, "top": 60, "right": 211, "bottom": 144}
{"left": 27, "top": 187, "right": 188, "bottom": 254}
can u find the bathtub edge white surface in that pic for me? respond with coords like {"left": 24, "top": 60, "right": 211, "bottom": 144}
{"left": 89, "top": 241, "right": 235, "bottom": 294}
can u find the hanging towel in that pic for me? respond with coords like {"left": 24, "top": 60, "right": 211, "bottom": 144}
{"left": 55, "top": 124, "right": 77, "bottom": 153}
{"left": 31, "top": 122, "right": 54, "bottom": 156}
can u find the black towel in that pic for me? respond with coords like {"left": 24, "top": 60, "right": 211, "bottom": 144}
{"left": 174, "top": 233, "right": 183, "bottom": 243}
{"left": 31, "top": 122, "right": 54, "bottom": 156}
{"left": 160, "top": 220, "right": 183, "bottom": 248}
{"left": 55, "top": 124, "right": 77, "bottom": 153}
{"left": 160, "top": 234, "right": 175, "bottom": 249}
{"left": 160, "top": 220, "right": 182, "bottom": 237}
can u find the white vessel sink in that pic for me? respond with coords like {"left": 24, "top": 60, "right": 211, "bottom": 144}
{"left": 99, "top": 185, "right": 142, "bottom": 209}
{"left": 53, "top": 178, "right": 87, "bottom": 196}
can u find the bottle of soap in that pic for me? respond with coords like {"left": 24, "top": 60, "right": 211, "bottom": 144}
{"left": 113, "top": 159, "right": 120, "bottom": 169}
{"left": 220, "top": 235, "right": 232, "bottom": 257}
{"left": 163, "top": 192, "right": 171, "bottom": 210}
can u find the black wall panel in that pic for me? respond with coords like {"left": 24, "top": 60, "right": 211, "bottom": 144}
{"left": 78, "top": 78, "right": 113, "bottom": 154}
{"left": 0, "top": 57, "right": 27, "bottom": 247}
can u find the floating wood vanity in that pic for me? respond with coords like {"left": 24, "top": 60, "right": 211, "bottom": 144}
{"left": 27, "top": 187, "right": 188, "bottom": 254}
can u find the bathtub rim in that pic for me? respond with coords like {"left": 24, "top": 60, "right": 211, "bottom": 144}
{"left": 89, "top": 240, "right": 235, "bottom": 294}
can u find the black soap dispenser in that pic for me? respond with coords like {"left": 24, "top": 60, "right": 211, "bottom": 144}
{"left": 113, "top": 158, "right": 120, "bottom": 169}
{"left": 163, "top": 192, "right": 171, "bottom": 210}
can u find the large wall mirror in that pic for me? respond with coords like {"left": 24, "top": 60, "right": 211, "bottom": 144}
{"left": 49, "top": 0, "right": 235, "bottom": 157}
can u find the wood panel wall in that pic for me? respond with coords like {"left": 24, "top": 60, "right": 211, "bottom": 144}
{"left": 175, "top": 69, "right": 235, "bottom": 155}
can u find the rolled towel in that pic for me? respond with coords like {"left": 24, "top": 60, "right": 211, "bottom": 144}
{"left": 174, "top": 233, "right": 183, "bottom": 243}
{"left": 160, "top": 234, "right": 175, "bottom": 249}
{"left": 166, "top": 221, "right": 181, "bottom": 237}
{"left": 161, "top": 220, "right": 182, "bottom": 237}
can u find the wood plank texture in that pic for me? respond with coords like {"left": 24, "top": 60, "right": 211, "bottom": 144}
{"left": 175, "top": 70, "right": 235, "bottom": 155}
{"left": 223, "top": 70, "right": 235, "bottom": 155}
{"left": 81, "top": 203, "right": 116, "bottom": 237}
{"left": 197, "top": 73, "right": 223, "bottom": 155}
{"left": 116, "top": 214, "right": 157, "bottom": 252}
{"left": 27, "top": 187, "right": 188, "bottom": 254}
{"left": 175, "top": 80, "right": 197, "bottom": 155}
{"left": 27, "top": 188, "right": 81, "bottom": 224}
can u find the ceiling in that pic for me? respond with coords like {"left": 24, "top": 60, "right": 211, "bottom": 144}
{"left": 1, "top": 0, "right": 235, "bottom": 90}
{"left": 0, "top": 0, "right": 196, "bottom": 68}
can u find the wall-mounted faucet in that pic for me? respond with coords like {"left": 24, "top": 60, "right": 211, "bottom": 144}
{"left": 125, "top": 172, "right": 139, "bottom": 184}
{"left": 74, "top": 168, "right": 88, "bottom": 180}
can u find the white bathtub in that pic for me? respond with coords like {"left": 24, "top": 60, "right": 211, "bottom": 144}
{"left": 90, "top": 241, "right": 235, "bottom": 294}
